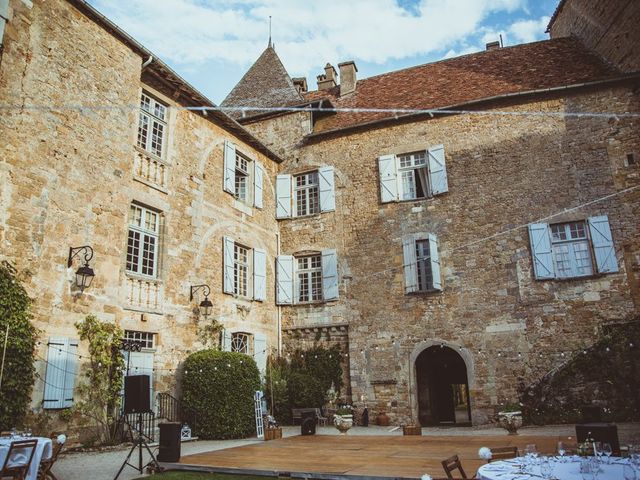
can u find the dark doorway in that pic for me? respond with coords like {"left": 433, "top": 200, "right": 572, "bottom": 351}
{"left": 416, "top": 346, "right": 471, "bottom": 426}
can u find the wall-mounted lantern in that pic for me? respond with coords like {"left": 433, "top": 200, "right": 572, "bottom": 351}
{"left": 190, "top": 284, "right": 212, "bottom": 317}
{"left": 68, "top": 245, "right": 95, "bottom": 292}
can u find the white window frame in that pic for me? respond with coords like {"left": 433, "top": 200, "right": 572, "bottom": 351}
{"left": 295, "top": 254, "right": 323, "bottom": 303}
{"left": 231, "top": 332, "right": 254, "bottom": 355}
{"left": 415, "top": 239, "right": 434, "bottom": 292}
{"left": 398, "top": 151, "right": 429, "bottom": 201}
{"left": 137, "top": 91, "right": 167, "bottom": 158}
{"left": 234, "top": 243, "right": 251, "bottom": 298}
{"left": 126, "top": 203, "right": 161, "bottom": 278}
{"left": 123, "top": 330, "right": 155, "bottom": 350}
{"left": 234, "top": 151, "right": 253, "bottom": 205}
{"left": 294, "top": 171, "right": 320, "bottom": 217}
{"left": 550, "top": 221, "right": 594, "bottom": 279}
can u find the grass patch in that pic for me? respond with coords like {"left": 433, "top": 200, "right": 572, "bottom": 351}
{"left": 137, "top": 471, "right": 273, "bottom": 480}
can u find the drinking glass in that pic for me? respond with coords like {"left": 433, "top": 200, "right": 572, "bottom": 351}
{"left": 24, "top": 428, "right": 32, "bottom": 438}
{"left": 601, "top": 443, "right": 612, "bottom": 464}
{"left": 557, "top": 441, "right": 567, "bottom": 462}
{"left": 624, "top": 465, "right": 637, "bottom": 480}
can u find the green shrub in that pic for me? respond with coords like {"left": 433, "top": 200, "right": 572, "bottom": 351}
{"left": 182, "top": 350, "right": 260, "bottom": 439}
{"left": 287, "top": 372, "right": 324, "bottom": 409}
{"left": 0, "top": 262, "right": 37, "bottom": 430}
{"left": 290, "top": 346, "right": 343, "bottom": 394}
{"left": 264, "top": 356, "right": 291, "bottom": 424}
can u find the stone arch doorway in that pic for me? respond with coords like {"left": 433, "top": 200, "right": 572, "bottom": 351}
{"left": 415, "top": 345, "right": 471, "bottom": 425}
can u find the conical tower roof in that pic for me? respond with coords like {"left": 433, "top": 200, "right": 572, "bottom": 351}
{"left": 222, "top": 46, "right": 303, "bottom": 118}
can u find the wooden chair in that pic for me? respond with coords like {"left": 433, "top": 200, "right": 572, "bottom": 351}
{"left": 38, "top": 433, "right": 66, "bottom": 480}
{"left": 487, "top": 446, "right": 518, "bottom": 462}
{"left": 441, "top": 454, "right": 473, "bottom": 479}
{"left": 0, "top": 439, "right": 38, "bottom": 480}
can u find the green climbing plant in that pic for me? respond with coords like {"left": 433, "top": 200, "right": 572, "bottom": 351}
{"left": 71, "top": 315, "right": 125, "bottom": 445}
{"left": 0, "top": 262, "right": 38, "bottom": 430}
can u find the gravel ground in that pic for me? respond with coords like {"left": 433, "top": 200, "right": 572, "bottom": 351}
{"left": 54, "top": 423, "right": 640, "bottom": 479}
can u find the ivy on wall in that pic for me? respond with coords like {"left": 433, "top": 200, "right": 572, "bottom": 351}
{"left": 0, "top": 262, "right": 37, "bottom": 430}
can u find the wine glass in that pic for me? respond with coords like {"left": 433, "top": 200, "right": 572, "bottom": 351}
{"left": 557, "top": 441, "right": 567, "bottom": 462}
{"left": 601, "top": 443, "right": 612, "bottom": 464}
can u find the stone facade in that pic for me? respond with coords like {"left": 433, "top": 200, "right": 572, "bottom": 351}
{"left": 0, "top": 0, "right": 281, "bottom": 416}
{"left": 548, "top": 0, "right": 640, "bottom": 73}
{"left": 244, "top": 86, "right": 640, "bottom": 424}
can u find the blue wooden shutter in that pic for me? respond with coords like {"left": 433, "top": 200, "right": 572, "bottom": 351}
{"left": 221, "top": 329, "right": 232, "bottom": 351}
{"left": 63, "top": 339, "right": 78, "bottom": 408}
{"left": 428, "top": 145, "right": 448, "bottom": 195}
{"left": 253, "top": 248, "right": 267, "bottom": 301}
{"left": 588, "top": 215, "right": 619, "bottom": 273}
{"left": 402, "top": 237, "right": 418, "bottom": 294}
{"left": 43, "top": 338, "right": 66, "bottom": 409}
{"left": 254, "top": 161, "right": 264, "bottom": 209}
{"left": 378, "top": 154, "right": 398, "bottom": 203}
{"left": 528, "top": 223, "right": 555, "bottom": 279}
{"left": 322, "top": 249, "right": 339, "bottom": 300}
{"left": 428, "top": 234, "right": 442, "bottom": 291}
{"left": 276, "top": 174, "right": 292, "bottom": 218}
{"left": 318, "top": 166, "right": 336, "bottom": 212}
{"left": 276, "top": 255, "right": 294, "bottom": 304}
{"left": 223, "top": 236, "right": 235, "bottom": 294}
{"left": 223, "top": 141, "right": 236, "bottom": 194}
{"left": 253, "top": 333, "right": 268, "bottom": 377}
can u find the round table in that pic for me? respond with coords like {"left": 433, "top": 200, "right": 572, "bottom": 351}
{"left": 476, "top": 456, "right": 633, "bottom": 480}
{"left": 0, "top": 436, "right": 53, "bottom": 480}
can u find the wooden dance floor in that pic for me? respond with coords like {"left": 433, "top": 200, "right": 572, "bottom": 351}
{"left": 179, "top": 434, "right": 561, "bottom": 478}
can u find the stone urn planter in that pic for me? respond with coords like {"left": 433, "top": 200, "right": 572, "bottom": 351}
{"left": 497, "top": 410, "right": 523, "bottom": 435}
{"left": 334, "top": 414, "right": 353, "bottom": 435}
{"left": 376, "top": 412, "right": 390, "bottom": 426}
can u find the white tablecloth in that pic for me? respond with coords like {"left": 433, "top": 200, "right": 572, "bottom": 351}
{"left": 477, "top": 456, "right": 632, "bottom": 480}
{"left": 0, "top": 436, "right": 53, "bottom": 480}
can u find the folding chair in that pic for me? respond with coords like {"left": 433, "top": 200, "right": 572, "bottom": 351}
{"left": 441, "top": 454, "right": 474, "bottom": 479}
{"left": 488, "top": 446, "right": 518, "bottom": 462}
{"left": 0, "top": 439, "right": 38, "bottom": 480}
{"left": 38, "top": 434, "right": 66, "bottom": 480}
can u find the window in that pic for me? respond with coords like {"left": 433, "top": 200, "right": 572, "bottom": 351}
{"left": 379, "top": 144, "right": 448, "bottom": 203}
{"left": 297, "top": 254, "right": 323, "bottom": 302}
{"left": 126, "top": 204, "right": 160, "bottom": 278}
{"left": 222, "top": 237, "right": 267, "bottom": 301}
{"left": 223, "top": 141, "right": 263, "bottom": 209}
{"left": 234, "top": 243, "right": 249, "bottom": 297}
{"left": 276, "top": 167, "right": 335, "bottom": 219}
{"left": 231, "top": 332, "right": 253, "bottom": 354}
{"left": 295, "top": 172, "right": 320, "bottom": 217}
{"left": 403, "top": 234, "right": 442, "bottom": 293}
{"left": 529, "top": 215, "right": 619, "bottom": 280}
{"left": 550, "top": 222, "right": 593, "bottom": 278}
{"left": 276, "top": 249, "right": 338, "bottom": 304}
{"left": 43, "top": 337, "right": 78, "bottom": 409}
{"left": 123, "top": 330, "right": 155, "bottom": 349}
{"left": 137, "top": 92, "right": 167, "bottom": 158}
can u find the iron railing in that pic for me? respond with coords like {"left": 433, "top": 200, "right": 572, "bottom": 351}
{"left": 157, "top": 392, "right": 196, "bottom": 431}
{"left": 118, "top": 411, "right": 156, "bottom": 443}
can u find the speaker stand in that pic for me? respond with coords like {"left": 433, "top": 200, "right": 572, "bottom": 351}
{"left": 113, "top": 413, "right": 162, "bottom": 480}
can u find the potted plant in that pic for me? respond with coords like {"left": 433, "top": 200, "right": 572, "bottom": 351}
{"left": 334, "top": 404, "right": 354, "bottom": 434}
{"left": 497, "top": 402, "right": 523, "bottom": 435}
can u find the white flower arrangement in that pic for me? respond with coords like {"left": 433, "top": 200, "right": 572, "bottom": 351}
{"left": 478, "top": 447, "right": 492, "bottom": 460}
{"left": 57, "top": 434, "right": 67, "bottom": 444}
{"left": 421, "top": 474, "right": 432, "bottom": 480}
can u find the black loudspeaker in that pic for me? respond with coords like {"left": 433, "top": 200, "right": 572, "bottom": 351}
{"left": 301, "top": 411, "right": 316, "bottom": 436}
{"left": 124, "top": 375, "right": 151, "bottom": 414}
{"left": 576, "top": 423, "right": 620, "bottom": 455}
{"left": 158, "top": 422, "right": 181, "bottom": 462}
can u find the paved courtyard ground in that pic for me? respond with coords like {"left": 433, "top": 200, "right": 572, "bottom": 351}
{"left": 54, "top": 423, "right": 640, "bottom": 479}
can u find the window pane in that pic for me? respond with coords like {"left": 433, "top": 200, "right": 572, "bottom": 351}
{"left": 130, "top": 205, "right": 143, "bottom": 227}
{"left": 137, "top": 113, "right": 149, "bottom": 150}
{"left": 126, "top": 230, "right": 141, "bottom": 272}
{"left": 415, "top": 240, "right": 432, "bottom": 291}
{"left": 573, "top": 241, "right": 593, "bottom": 275}
{"left": 234, "top": 245, "right": 249, "bottom": 297}
{"left": 231, "top": 333, "right": 250, "bottom": 354}
{"left": 554, "top": 244, "right": 572, "bottom": 278}
{"left": 401, "top": 171, "right": 416, "bottom": 200}
{"left": 150, "top": 120, "right": 164, "bottom": 157}
{"left": 296, "top": 254, "right": 322, "bottom": 302}
{"left": 141, "top": 234, "right": 156, "bottom": 276}
{"left": 294, "top": 172, "right": 319, "bottom": 216}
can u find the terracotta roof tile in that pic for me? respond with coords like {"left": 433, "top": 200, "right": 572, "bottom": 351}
{"left": 302, "top": 37, "right": 620, "bottom": 133}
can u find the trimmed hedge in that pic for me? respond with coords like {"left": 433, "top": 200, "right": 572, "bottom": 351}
{"left": 181, "top": 350, "right": 260, "bottom": 439}
{"left": 287, "top": 372, "right": 324, "bottom": 409}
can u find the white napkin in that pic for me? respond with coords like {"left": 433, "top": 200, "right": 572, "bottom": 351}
{"left": 57, "top": 434, "right": 66, "bottom": 444}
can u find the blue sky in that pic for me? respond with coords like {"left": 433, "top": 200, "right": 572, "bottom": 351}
{"left": 88, "top": 0, "right": 559, "bottom": 104}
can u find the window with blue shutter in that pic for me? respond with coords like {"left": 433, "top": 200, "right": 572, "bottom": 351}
{"left": 276, "top": 255, "right": 294, "bottom": 304}
{"left": 254, "top": 162, "right": 264, "bottom": 209}
{"left": 253, "top": 248, "right": 267, "bottom": 301}
{"left": 222, "top": 236, "right": 235, "bottom": 294}
{"left": 588, "top": 216, "right": 618, "bottom": 274}
{"left": 318, "top": 166, "right": 336, "bottom": 212}
{"left": 321, "top": 249, "right": 339, "bottom": 300}
{"left": 276, "top": 174, "right": 292, "bottom": 219}
{"left": 253, "top": 333, "right": 268, "bottom": 377}
{"left": 378, "top": 154, "right": 398, "bottom": 203}
{"left": 43, "top": 337, "right": 78, "bottom": 409}
{"left": 223, "top": 140, "right": 236, "bottom": 194}
{"left": 403, "top": 235, "right": 442, "bottom": 293}
{"left": 529, "top": 223, "right": 555, "bottom": 279}
{"left": 427, "top": 145, "right": 448, "bottom": 195}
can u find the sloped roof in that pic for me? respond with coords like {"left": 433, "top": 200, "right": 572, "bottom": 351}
{"left": 300, "top": 37, "right": 622, "bottom": 135}
{"left": 222, "top": 46, "right": 303, "bottom": 118}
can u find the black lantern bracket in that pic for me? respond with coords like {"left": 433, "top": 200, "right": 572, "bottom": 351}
{"left": 68, "top": 245, "right": 94, "bottom": 268}
{"left": 190, "top": 284, "right": 213, "bottom": 317}
{"left": 68, "top": 245, "right": 95, "bottom": 292}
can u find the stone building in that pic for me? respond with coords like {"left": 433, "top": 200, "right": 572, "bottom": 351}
{"left": 0, "top": 0, "right": 283, "bottom": 415}
{"left": 223, "top": 18, "right": 640, "bottom": 424}
{"left": 0, "top": 0, "right": 638, "bottom": 428}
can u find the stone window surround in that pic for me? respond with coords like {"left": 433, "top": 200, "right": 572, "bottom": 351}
{"left": 280, "top": 165, "right": 328, "bottom": 220}
{"left": 293, "top": 249, "right": 325, "bottom": 305}
{"left": 137, "top": 90, "right": 168, "bottom": 159}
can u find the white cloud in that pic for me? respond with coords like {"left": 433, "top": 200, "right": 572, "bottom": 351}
{"left": 508, "top": 15, "right": 550, "bottom": 44}
{"left": 91, "top": 0, "right": 530, "bottom": 78}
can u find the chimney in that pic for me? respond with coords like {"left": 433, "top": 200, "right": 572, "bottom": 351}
{"left": 486, "top": 41, "right": 501, "bottom": 51}
{"left": 317, "top": 63, "right": 337, "bottom": 90}
{"left": 292, "top": 77, "right": 308, "bottom": 94}
{"left": 338, "top": 61, "right": 358, "bottom": 97}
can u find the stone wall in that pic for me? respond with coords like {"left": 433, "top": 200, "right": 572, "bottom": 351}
{"left": 549, "top": 0, "right": 640, "bottom": 73}
{"left": 0, "top": 0, "right": 280, "bottom": 416}
{"left": 248, "top": 85, "right": 640, "bottom": 424}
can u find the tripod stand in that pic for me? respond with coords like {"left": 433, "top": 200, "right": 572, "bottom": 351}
{"left": 113, "top": 413, "right": 162, "bottom": 480}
